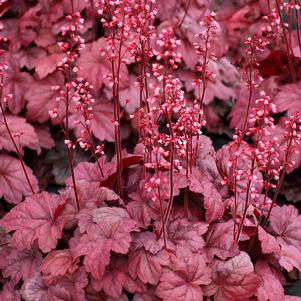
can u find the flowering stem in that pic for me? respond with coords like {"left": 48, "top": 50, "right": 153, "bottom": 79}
{"left": 81, "top": 122, "right": 105, "bottom": 178}
{"left": 156, "top": 149, "right": 167, "bottom": 248}
{"left": 242, "top": 62, "right": 253, "bottom": 137}
{"left": 263, "top": 136, "right": 293, "bottom": 226}
{"left": 194, "top": 31, "right": 210, "bottom": 164}
{"left": 235, "top": 155, "right": 256, "bottom": 243}
{"left": 65, "top": 83, "right": 80, "bottom": 212}
{"left": 275, "top": 0, "right": 297, "bottom": 82}
{"left": 184, "top": 137, "right": 190, "bottom": 218}
{"left": 247, "top": 185, "right": 270, "bottom": 252}
{"left": 163, "top": 110, "right": 175, "bottom": 231}
{"left": 233, "top": 158, "right": 238, "bottom": 241}
{"left": 178, "top": 0, "right": 191, "bottom": 28}
{"left": 295, "top": 0, "right": 301, "bottom": 56}
{"left": 267, "top": 0, "right": 271, "bottom": 12}
{"left": 111, "top": 16, "right": 125, "bottom": 198}
{"left": 0, "top": 74, "right": 35, "bottom": 194}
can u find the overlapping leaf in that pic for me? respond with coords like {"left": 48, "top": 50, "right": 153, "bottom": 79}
{"left": 0, "top": 192, "right": 66, "bottom": 252}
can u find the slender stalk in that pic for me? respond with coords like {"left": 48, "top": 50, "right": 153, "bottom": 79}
{"left": 295, "top": 0, "right": 301, "bottom": 58}
{"left": 0, "top": 74, "right": 35, "bottom": 194}
{"left": 110, "top": 11, "right": 125, "bottom": 198}
{"left": 194, "top": 31, "right": 210, "bottom": 164}
{"left": 233, "top": 158, "right": 238, "bottom": 241}
{"left": 247, "top": 183, "right": 270, "bottom": 252}
{"left": 263, "top": 136, "right": 294, "bottom": 226}
{"left": 162, "top": 107, "right": 175, "bottom": 230}
{"left": 65, "top": 82, "right": 80, "bottom": 212}
{"left": 241, "top": 64, "right": 253, "bottom": 138}
{"left": 184, "top": 135, "right": 190, "bottom": 218}
{"left": 156, "top": 149, "right": 167, "bottom": 248}
{"left": 267, "top": 0, "right": 271, "bottom": 13}
{"left": 235, "top": 155, "right": 256, "bottom": 243}
{"left": 80, "top": 122, "right": 104, "bottom": 178}
{"left": 275, "top": 0, "right": 297, "bottom": 81}
{"left": 178, "top": 0, "right": 191, "bottom": 28}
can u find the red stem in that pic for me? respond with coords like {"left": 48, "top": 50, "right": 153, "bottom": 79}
{"left": 0, "top": 74, "right": 35, "bottom": 194}
{"left": 263, "top": 136, "right": 294, "bottom": 226}
{"left": 178, "top": 0, "right": 191, "bottom": 28}
{"left": 241, "top": 61, "right": 253, "bottom": 138}
{"left": 65, "top": 83, "right": 80, "bottom": 212}
{"left": 295, "top": 0, "right": 301, "bottom": 60}
{"left": 156, "top": 150, "right": 167, "bottom": 248}
{"left": 111, "top": 12, "right": 125, "bottom": 198}
{"left": 275, "top": 0, "right": 297, "bottom": 82}
{"left": 162, "top": 108, "right": 175, "bottom": 230}
{"left": 235, "top": 155, "right": 256, "bottom": 243}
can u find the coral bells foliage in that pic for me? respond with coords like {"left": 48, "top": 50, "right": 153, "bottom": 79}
{"left": 3, "top": 1, "right": 301, "bottom": 301}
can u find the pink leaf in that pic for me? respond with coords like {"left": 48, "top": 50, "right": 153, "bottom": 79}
{"left": 91, "top": 207, "right": 132, "bottom": 227}
{"left": 35, "top": 52, "right": 65, "bottom": 79}
{"left": 189, "top": 174, "right": 224, "bottom": 223}
{"left": 216, "top": 142, "right": 263, "bottom": 193}
{"left": 204, "top": 252, "right": 261, "bottom": 301}
{"left": 37, "top": 25, "right": 57, "bottom": 43}
{"left": 261, "top": 121, "right": 301, "bottom": 173}
{"left": 0, "top": 281, "right": 21, "bottom": 301}
{"left": 127, "top": 197, "right": 159, "bottom": 228}
{"left": 21, "top": 273, "right": 48, "bottom": 301}
{"left": 270, "top": 205, "right": 301, "bottom": 249}
{"left": 25, "top": 72, "right": 65, "bottom": 124}
{"left": 42, "top": 286, "right": 72, "bottom": 301}
{"left": 51, "top": 267, "right": 88, "bottom": 301}
{"left": 202, "top": 182, "right": 224, "bottom": 223}
{"left": 132, "top": 232, "right": 165, "bottom": 255}
{"left": 0, "top": 192, "right": 66, "bottom": 252}
{"left": 18, "top": 47, "right": 47, "bottom": 70}
{"left": 2, "top": 52, "right": 34, "bottom": 114}
{"left": 77, "top": 38, "right": 129, "bottom": 91}
{"left": 156, "top": 0, "right": 180, "bottom": 20}
{"left": 73, "top": 207, "right": 137, "bottom": 279}
{"left": 0, "top": 155, "right": 38, "bottom": 204}
{"left": 274, "top": 81, "right": 301, "bottom": 115}
{"left": 0, "top": 114, "right": 40, "bottom": 153}
{"left": 279, "top": 244, "right": 301, "bottom": 272}
{"left": 73, "top": 232, "right": 112, "bottom": 280}
{"left": 229, "top": 84, "right": 257, "bottom": 130}
{"left": 34, "top": 125, "right": 55, "bottom": 151}
{"left": 91, "top": 256, "right": 146, "bottom": 298}
{"left": 177, "top": 38, "right": 199, "bottom": 70}
{"left": 194, "top": 135, "right": 227, "bottom": 194}
{"left": 41, "top": 249, "right": 79, "bottom": 284}
{"left": 156, "top": 246, "right": 211, "bottom": 301}
{"left": 133, "top": 288, "right": 161, "bottom": 301}
{"left": 0, "top": 245, "right": 43, "bottom": 284}
{"left": 61, "top": 183, "right": 120, "bottom": 229}
{"left": 70, "top": 97, "right": 115, "bottom": 142}
{"left": 255, "top": 261, "right": 285, "bottom": 301}
{"left": 285, "top": 296, "right": 301, "bottom": 301}
{"left": 205, "top": 220, "right": 239, "bottom": 260}
{"left": 167, "top": 218, "right": 208, "bottom": 252}
{"left": 66, "top": 156, "right": 116, "bottom": 186}
{"left": 258, "top": 226, "right": 281, "bottom": 258}
{"left": 129, "top": 246, "right": 170, "bottom": 285}
{"left": 119, "top": 74, "right": 140, "bottom": 114}
{"left": 21, "top": 268, "right": 88, "bottom": 301}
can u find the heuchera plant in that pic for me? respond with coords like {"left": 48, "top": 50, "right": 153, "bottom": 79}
{"left": 1, "top": 0, "right": 301, "bottom": 300}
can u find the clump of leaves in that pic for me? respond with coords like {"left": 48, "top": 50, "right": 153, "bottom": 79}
{"left": 1, "top": 0, "right": 301, "bottom": 300}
